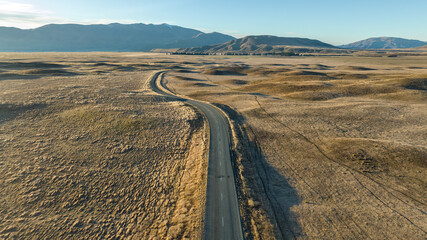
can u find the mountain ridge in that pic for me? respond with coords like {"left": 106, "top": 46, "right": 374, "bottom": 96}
{"left": 168, "top": 35, "right": 338, "bottom": 55}
{"left": 2, "top": 24, "right": 426, "bottom": 53}
{"left": 0, "top": 23, "right": 235, "bottom": 52}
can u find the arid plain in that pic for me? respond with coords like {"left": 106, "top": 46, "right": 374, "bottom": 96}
{"left": 0, "top": 53, "right": 209, "bottom": 239}
{"left": 0, "top": 52, "right": 426, "bottom": 239}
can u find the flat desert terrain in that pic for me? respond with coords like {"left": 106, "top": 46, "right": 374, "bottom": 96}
{"left": 1, "top": 52, "right": 426, "bottom": 239}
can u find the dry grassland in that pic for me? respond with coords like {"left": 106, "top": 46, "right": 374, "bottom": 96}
{"left": 1, "top": 52, "right": 425, "bottom": 239}
{"left": 165, "top": 55, "right": 427, "bottom": 239}
{"left": 0, "top": 53, "right": 208, "bottom": 239}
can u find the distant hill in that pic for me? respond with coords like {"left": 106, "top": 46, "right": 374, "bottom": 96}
{"left": 170, "top": 35, "right": 337, "bottom": 54}
{"left": 340, "top": 37, "right": 427, "bottom": 49}
{"left": 413, "top": 44, "right": 427, "bottom": 50}
{"left": 0, "top": 23, "right": 235, "bottom": 52}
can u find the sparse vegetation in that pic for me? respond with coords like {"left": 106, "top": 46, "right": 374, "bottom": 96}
{"left": 0, "top": 53, "right": 209, "bottom": 239}
{"left": 167, "top": 54, "right": 427, "bottom": 239}
{"left": 1, "top": 52, "right": 426, "bottom": 239}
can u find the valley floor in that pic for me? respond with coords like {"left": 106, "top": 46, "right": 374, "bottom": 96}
{"left": 0, "top": 52, "right": 426, "bottom": 239}
{"left": 0, "top": 53, "right": 208, "bottom": 239}
{"left": 165, "top": 55, "right": 427, "bottom": 239}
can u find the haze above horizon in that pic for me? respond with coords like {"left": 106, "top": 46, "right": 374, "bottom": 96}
{"left": 0, "top": 0, "right": 426, "bottom": 45}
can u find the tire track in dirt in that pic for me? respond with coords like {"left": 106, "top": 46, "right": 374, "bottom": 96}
{"left": 244, "top": 103, "right": 369, "bottom": 239}
{"left": 253, "top": 95, "right": 427, "bottom": 235}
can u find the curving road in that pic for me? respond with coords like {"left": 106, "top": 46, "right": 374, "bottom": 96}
{"left": 149, "top": 71, "right": 244, "bottom": 240}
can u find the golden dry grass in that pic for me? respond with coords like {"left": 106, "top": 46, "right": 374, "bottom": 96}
{"left": 165, "top": 54, "right": 427, "bottom": 239}
{"left": 1, "top": 52, "right": 426, "bottom": 239}
{"left": 0, "top": 53, "right": 209, "bottom": 239}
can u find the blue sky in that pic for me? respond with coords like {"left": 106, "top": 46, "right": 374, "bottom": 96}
{"left": 0, "top": 0, "right": 426, "bottom": 45}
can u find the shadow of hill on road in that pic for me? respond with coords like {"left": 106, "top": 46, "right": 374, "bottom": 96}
{"left": 214, "top": 103, "right": 302, "bottom": 239}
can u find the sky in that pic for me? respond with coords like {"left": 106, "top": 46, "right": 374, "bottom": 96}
{"left": 0, "top": 0, "right": 426, "bottom": 45}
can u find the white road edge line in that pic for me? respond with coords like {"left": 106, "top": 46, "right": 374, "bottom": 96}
{"left": 222, "top": 216, "right": 224, "bottom": 227}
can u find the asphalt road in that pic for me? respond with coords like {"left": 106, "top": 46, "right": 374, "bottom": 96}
{"left": 149, "top": 72, "right": 244, "bottom": 240}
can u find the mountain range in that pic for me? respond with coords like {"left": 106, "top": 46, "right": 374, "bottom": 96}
{"left": 0, "top": 24, "right": 426, "bottom": 52}
{"left": 0, "top": 23, "right": 235, "bottom": 52}
{"left": 340, "top": 37, "right": 427, "bottom": 49}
